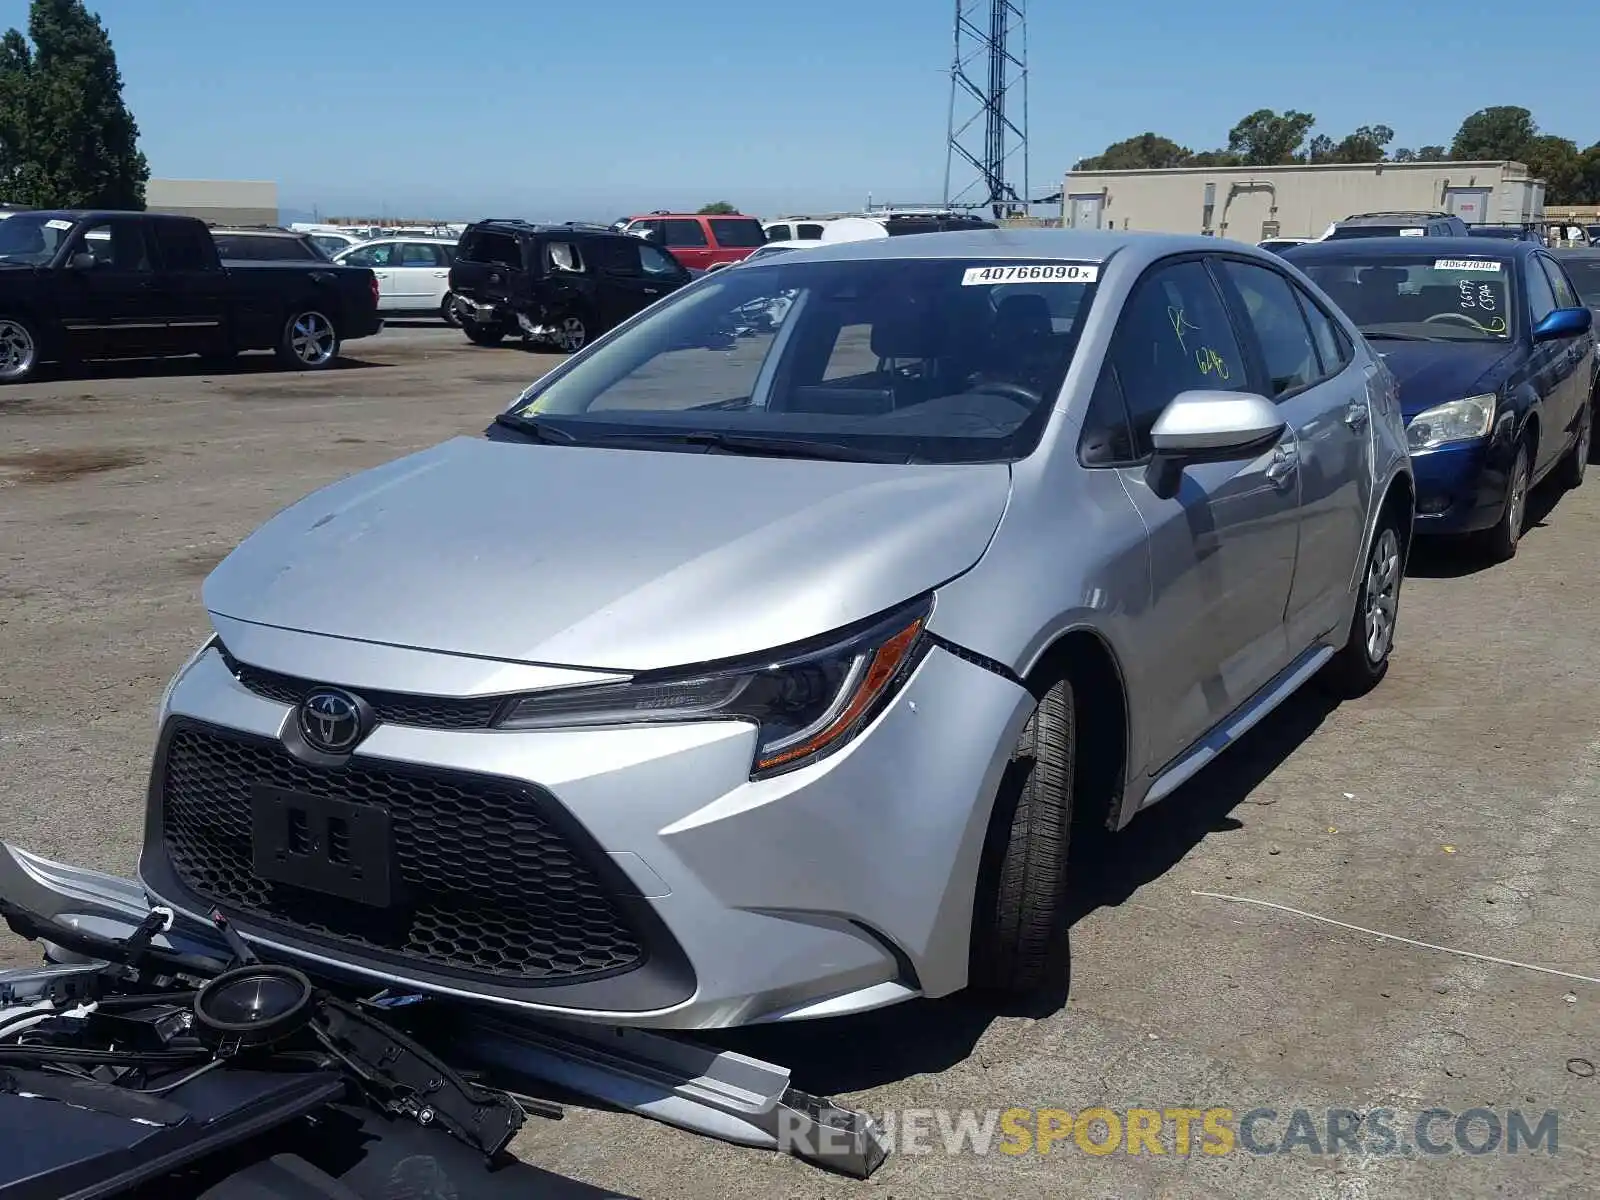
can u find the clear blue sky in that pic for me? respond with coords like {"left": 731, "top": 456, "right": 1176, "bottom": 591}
{"left": 3, "top": 0, "right": 1597, "bottom": 221}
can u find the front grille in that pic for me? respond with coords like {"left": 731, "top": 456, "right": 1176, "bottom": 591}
{"left": 222, "top": 652, "right": 502, "bottom": 730}
{"left": 158, "top": 721, "right": 645, "bottom": 982}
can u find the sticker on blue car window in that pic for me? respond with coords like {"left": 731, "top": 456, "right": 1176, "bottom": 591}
{"left": 1434, "top": 259, "right": 1502, "bottom": 272}
{"left": 961, "top": 264, "right": 1099, "bottom": 285}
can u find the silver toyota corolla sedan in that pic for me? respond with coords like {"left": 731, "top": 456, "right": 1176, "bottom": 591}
{"left": 144, "top": 230, "right": 1413, "bottom": 1029}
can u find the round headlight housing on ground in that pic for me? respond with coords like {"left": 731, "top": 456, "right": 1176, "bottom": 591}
{"left": 193, "top": 964, "right": 314, "bottom": 1051}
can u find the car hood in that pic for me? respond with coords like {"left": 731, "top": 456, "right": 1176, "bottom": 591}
{"left": 203, "top": 436, "right": 1011, "bottom": 673}
{"left": 1370, "top": 341, "right": 1519, "bottom": 420}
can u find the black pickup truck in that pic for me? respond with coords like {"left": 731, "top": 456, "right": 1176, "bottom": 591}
{"left": 0, "top": 209, "right": 383, "bottom": 383}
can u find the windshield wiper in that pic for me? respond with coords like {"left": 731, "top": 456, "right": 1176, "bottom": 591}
{"left": 1359, "top": 330, "right": 1439, "bottom": 342}
{"left": 491, "top": 411, "right": 579, "bottom": 443}
{"left": 622, "top": 430, "right": 910, "bottom": 463}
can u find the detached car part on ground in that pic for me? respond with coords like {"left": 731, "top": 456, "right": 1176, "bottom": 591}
{"left": 0, "top": 844, "right": 891, "bottom": 1192}
{"left": 0, "top": 211, "right": 383, "bottom": 384}
{"left": 116, "top": 229, "right": 1416, "bottom": 1036}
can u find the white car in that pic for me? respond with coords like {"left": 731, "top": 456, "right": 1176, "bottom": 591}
{"left": 333, "top": 236, "right": 461, "bottom": 324}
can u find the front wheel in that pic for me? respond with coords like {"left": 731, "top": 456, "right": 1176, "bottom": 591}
{"left": 1321, "top": 513, "right": 1403, "bottom": 698}
{"left": 549, "top": 311, "right": 592, "bottom": 354}
{"left": 1479, "top": 441, "right": 1531, "bottom": 563}
{"left": 275, "top": 308, "right": 340, "bottom": 370}
{"left": 969, "top": 678, "right": 1076, "bottom": 997}
{"left": 0, "top": 315, "right": 41, "bottom": 384}
{"left": 1555, "top": 400, "right": 1591, "bottom": 489}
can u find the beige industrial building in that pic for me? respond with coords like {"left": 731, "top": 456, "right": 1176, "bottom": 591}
{"left": 1058, "top": 160, "right": 1545, "bottom": 242}
{"left": 145, "top": 178, "right": 278, "bottom": 225}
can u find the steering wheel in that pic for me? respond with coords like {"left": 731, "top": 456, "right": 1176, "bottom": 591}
{"left": 1424, "top": 311, "right": 1492, "bottom": 331}
{"left": 967, "top": 379, "right": 1043, "bottom": 406}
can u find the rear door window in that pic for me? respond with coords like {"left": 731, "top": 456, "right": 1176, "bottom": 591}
{"left": 399, "top": 241, "right": 447, "bottom": 266}
{"left": 153, "top": 220, "right": 213, "bottom": 271}
{"left": 545, "top": 241, "right": 585, "bottom": 273}
{"left": 708, "top": 218, "right": 766, "bottom": 248}
{"left": 797, "top": 223, "right": 825, "bottom": 240}
{"left": 660, "top": 219, "right": 707, "bottom": 248}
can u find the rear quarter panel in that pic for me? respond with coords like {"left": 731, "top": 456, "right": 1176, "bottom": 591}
{"left": 221, "top": 263, "right": 376, "bottom": 349}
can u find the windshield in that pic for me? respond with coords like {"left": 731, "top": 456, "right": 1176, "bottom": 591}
{"left": 505, "top": 256, "right": 1101, "bottom": 464}
{"left": 1466, "top": 227, "right": 1523, "bottom": 240}
{"left": 1297, "top": 255, "right": 1515, "bottom": 341}
{"left": 0, "top": 213, "right": 73, "bottom": 264}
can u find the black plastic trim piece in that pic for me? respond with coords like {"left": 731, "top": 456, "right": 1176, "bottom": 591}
{"left": 927, "top": 634, "right": 1024, "bottom": 687}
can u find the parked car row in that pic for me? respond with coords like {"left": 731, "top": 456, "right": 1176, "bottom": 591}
{"left": 0, "top": 209, "right": 383, "bottom": 383}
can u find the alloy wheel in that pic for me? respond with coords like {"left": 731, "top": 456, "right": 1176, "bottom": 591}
{"left": 1506, "top": 452, "right": 1529, "bottom": 547}
{"left": 289, "top": 311, "right": 337, "bottom": 366}
{"left": 553, "top": 315, "right": 587, "bottom": 353}
{"left": 1363, "top": 527, "right": 1401, "bottom": 665}
{"left": 0, "top": 319, "right": 36, "bottom": 382}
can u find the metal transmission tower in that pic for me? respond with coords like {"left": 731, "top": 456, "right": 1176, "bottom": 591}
{"left": 943, "top": 0, "right": 1029, "bottom": 219}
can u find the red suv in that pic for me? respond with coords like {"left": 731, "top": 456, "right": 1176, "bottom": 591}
{"left": 620, "top": 211, "right": 766, "bottom": 271}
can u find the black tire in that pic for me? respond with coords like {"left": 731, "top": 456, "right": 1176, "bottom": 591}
{"left": 969, "top": 677, "right": 1075, "bottom": 996}
{"left": 0, "top": 314, "right": 42, "bottom": 384}
{"left": 1321, "top": 510, "right": 1404, "bottom": 698}
{"left": 1555, "top": 399, "right": 1591, "bottom": 489}
{"left": 274, "top": 308, "right": 340, "bottom": 371}
{"left": 463, "top": 318, "right": 506, "bottom": 346}
{"left": 440, "top": 293, "right": 462, "bottom": 328}
{"left": 1479, "top": 439, "right": 1531, "bottom": 563}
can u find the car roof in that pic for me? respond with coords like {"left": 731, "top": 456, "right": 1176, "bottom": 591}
{"left": 1337, "top": 211, "right": 1455, "bottom": 224}
{"left": 626, "top": 212, "right": 757, "bottom": 220}
{"left": 755, "top": 227, "right": 1240, "bottom": 268}
{"left": 1283, "top": 235, "right": 1536, "bottom": 262}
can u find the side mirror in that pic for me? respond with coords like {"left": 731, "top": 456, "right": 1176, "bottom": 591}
{"left": 1145, "top": 390, "right": 1286, "bottom": 499}
{"left": 67, "top": 251, "right": 97, "bottom": 271}
{"left": 1533, "top": 306, "right": 1593, "bottom": 342}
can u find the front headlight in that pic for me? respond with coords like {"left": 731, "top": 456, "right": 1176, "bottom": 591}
{"left": 1406, "top": 394, "right": 1497, "bottom": 450}
{"left": 497, "top": 598, "right": 933, "bottom": 778}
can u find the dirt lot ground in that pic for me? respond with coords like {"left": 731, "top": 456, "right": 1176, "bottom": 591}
{"left": 1, "top": 325, "right": 1597, "bottom": 1200}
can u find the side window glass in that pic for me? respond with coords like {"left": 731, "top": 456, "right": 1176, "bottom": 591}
{"left": 1079, "top": 364, "right": 1137, "bottom": 465}
{"left": 1296, "top": 288, "right": 1349, "bottom": 377}
{"left": 1219, "top": 260, "right": 1321, "bottom": 398}
{"left": 765, "top": 226, "right": 791, "bottom": 242}
{"left": 1112, "top": 259, "right": 1249, "bottom": 453}
{"left": 76, "top": 220, "right": 151, "bottom": 271}
{"left": 399, "top": 242, "right": 442, "bottom": 266}
{"left": 156, "top": 222, "right": 208, "bottom": 271}
{"left": 661, "top": 219, "right": 708, "bottom": 248}
{"left": 1541, "top": 257, "right": 1579, "bottom": 310}
{"left": 546, "top": 241, "right": 584, "bottom": 272}
{"left": 798, "top": 223, "right": 824, "bottom": 240}
{"left": 1525, "top": 257, "right": 1557, "bottom": 323}
{"left": 638, "top": 244, "right": 682, "bottom": 277}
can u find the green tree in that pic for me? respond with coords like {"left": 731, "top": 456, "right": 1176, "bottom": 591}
{"left": 1076, "top": 132, "right": 1194, "bottom": 171}
{"left": 1520, "top": 134, "right": 1582, "bottom": 202}
{"left": 1415, "top": 145, "right": 1448, "bottom": 161}
{"left": 1307, "top": 134, "right": 1336, "bottom": 163}
{"left": 696, "top": 201, "right": 738, "bottom": 215}
{"left": 1450, "top": 106, "right": 1536, "bottom": 161}
{"left": 1187, "top": 148, "right": 1243, "bottom": 167}
{"left": 0, "top": 0, "right": 147, "bottom": 208}
{"left": 1326, "top": 124, "right": 1394, "bottom": 164}
{"left": 1226, "top": 109, "right": 1316, "bottom": 165}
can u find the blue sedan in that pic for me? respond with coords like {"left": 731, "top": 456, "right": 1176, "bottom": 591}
{"left": 1283, "top": 238, "right": 1596, "bottom": 560}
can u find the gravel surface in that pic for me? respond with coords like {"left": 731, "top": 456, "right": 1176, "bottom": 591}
{"left": 1, "top": 324, "right": 1596, "bottom": 1199}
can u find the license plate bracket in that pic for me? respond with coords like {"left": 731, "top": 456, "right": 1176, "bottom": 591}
{"left": 250, "top": 785, "right": 397, "bottom": 908}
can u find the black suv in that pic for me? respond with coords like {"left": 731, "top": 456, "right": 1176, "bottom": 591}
{"left": 1323, "top": 211, "right": 1470, "bottom": 240}
{"left": 449, "top": 220, "right": 693, "bottom": 353}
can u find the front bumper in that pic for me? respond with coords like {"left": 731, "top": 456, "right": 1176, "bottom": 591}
{"left": 140, "top": 636, "right": 1033, "bottom": 1029}
{"left": 1409, "top": 436, "right": 1515, "bottom": 534}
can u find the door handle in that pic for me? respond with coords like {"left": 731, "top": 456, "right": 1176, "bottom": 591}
{"left": 1266, "top": 445, "right": 1298, "bottom": 488}
{"left": 643, "top": 287, "right": 660, "bottom": 295}
{"left": 1344, "top": 400, "right": 1369, "bottom": 431}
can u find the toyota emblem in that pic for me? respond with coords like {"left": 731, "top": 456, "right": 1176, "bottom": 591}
{"left": 298, "top": 688, "right": 366, "bottom": 753}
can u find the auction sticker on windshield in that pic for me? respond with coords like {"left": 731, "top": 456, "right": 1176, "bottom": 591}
{"left": 962, "top": 264, "right": 1099, "bottom": 286}
{"left": 1434, "top": 259, "right": 1503, "bottom": 272}
{"left": 44, "top": 219, "right": 72, "bottom": 230}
